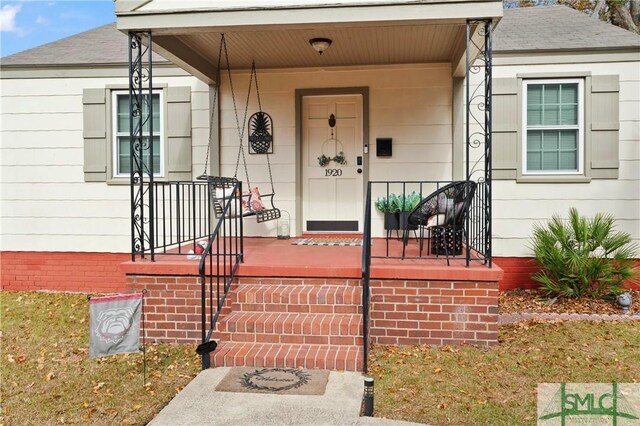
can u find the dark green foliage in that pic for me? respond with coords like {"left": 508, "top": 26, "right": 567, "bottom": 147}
{"left": 531, "top": 207, "right": 639, "bottom": 298}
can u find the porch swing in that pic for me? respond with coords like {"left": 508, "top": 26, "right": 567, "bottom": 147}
{"left": 198, "top": 34, "right": 281, "bottom": 223}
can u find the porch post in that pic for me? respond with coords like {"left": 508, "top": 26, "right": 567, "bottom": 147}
{"left": 128, "top": 32, "right": 155, "bottom": 261}
{"left": 465, "top": 20, "right": 492, "bottom": 267}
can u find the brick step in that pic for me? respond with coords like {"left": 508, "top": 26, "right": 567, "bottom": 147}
{"left": 231, "top": 284, "right": 362, "bottom": 314}
{"left": 235, "top": 278, "right": 361, "bottom": 287}
{"left": 211, "top": 342, "right": 364, "bottom": 371}
{"left": 217, "top": 312, "right": 363, "bottom": 345}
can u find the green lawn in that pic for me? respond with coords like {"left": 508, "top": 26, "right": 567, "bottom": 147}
{"left": 369, "top": 320, "right": 640, "bottom": 425}
{"left": 1, "top": 291, "right": 200, "bottom": 425}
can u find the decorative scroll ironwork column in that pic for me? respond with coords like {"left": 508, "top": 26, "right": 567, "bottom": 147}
{"left": 465, "top": 19, "right": 492, "bottom": 266}
{"left": 129, "top": 32, "right": 154, "bottom": 261}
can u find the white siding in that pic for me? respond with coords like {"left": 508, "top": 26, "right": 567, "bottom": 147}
{"left": 218, "top": 64, "right": 453, "bottom": 236}
{"left": 0, "top": 73, "right": 208, "bottom": 252}
{"left": 488, "top": 59, "right": 640, "bottom": 257}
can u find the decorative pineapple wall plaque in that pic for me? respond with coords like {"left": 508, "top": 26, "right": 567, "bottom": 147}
{"left": 248, "top": 111, "right": 274, "bottom": 154}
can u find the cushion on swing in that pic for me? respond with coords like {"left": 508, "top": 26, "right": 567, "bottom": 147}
{"left": 249, "top": 187, "right": 266, "bottom": 212}
{"left": 215, "top": 187, "right": 250, "bottom": 217}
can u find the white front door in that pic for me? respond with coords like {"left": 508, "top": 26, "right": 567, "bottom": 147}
{"left": 302, "top": 95, "right": 363, "bottom": 232}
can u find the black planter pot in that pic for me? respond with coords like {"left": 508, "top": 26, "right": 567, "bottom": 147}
{"left": 383, "top": 212, "right": 400, "bottom": 230}
{"left": 399, "top": 212, "right": 419, "bottom": 231}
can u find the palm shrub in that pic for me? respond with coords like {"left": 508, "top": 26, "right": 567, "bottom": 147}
{"left": 531, "top": 207, "right": 639, "bottom": 298}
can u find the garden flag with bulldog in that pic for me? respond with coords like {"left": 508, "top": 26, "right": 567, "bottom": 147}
{"left": 89, "top": 293, "right": 142, "bottom": 358}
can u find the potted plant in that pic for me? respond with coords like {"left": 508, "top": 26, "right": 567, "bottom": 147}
{"left": 399, "top": 191, "right": 421, "bottom": 231}
{"left": 375, "top": 194, "right": 401, "bottom": 231}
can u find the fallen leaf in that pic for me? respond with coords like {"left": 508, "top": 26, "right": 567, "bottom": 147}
{"left": 15, "top": 355, "right": 26, "bottom": 363}
{"left": 46, "top": 372, "right": 55, "bottom": 381}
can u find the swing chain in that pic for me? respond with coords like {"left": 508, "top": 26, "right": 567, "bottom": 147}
{"left": 225, "top": 39, "right": 251, "bottom": 188}
{"left": 202, "top": 35, "right": 276, "bottom": 200}
{"left": 201, "top": 35, "right": 225, "bottom": 178}
{"left": 251, "top": 61, "right": 276, "bottom": 195}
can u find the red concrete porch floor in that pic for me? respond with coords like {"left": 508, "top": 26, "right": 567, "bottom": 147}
{"left": 121, "top": 237, "right": 503, "bottom": 282}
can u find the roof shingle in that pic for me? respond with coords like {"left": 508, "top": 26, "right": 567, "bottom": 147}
{"left": 494, "top": 5, "right": 640, "bottom": 52}
{"left": 1, "top": 23, "right": 168, "bottom": 67}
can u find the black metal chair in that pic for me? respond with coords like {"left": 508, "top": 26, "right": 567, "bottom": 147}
{"left": 401, "top": 181, "right": 477, "bottom": 263}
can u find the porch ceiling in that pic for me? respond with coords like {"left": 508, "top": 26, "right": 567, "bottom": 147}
{"left": 116, "top": 0, "right": 502, "bottom": 83}
{"left": 154, "top": 24, "right": 466, "bottom": 81}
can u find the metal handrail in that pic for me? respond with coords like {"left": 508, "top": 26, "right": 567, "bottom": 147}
{"left": 361, "top": 181, "right": 372, "bottom": 374}
{"left": 198, "top": 181, "right": 244, "bottom": 369}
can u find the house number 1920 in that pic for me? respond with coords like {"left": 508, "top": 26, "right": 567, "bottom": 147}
{"left": 325, "top": 169, "right": 342, "bottom": 177}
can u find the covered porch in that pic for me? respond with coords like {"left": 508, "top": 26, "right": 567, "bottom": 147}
{"left": 115, "top": 0, "right": 501, "bottom": 370}
{"left": 117, "top": 0, "right": 499, "bottom": 256}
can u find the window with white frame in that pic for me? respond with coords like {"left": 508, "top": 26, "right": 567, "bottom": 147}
{"left": 523, "top": 79, "right": 583, "bottom": 174}
{"left": 112, "top": 91, "right": 163, "bottom": 177}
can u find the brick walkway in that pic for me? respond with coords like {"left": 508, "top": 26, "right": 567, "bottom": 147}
{"left": 499, "top": 312, "right": 640, "bottom": 324}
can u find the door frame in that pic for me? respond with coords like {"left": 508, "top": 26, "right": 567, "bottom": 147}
{"left": 295, "top": 87, "right": 370, "bottom": 236}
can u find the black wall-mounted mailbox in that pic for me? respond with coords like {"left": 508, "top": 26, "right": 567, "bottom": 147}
{"left": 376, "top": 138, "right": 392, "bottom": 157}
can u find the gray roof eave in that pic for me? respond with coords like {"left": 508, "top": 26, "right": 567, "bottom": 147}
{"left": 494, "top": 46, "right": 640, "bottom": 55}
{"left": 0, "top": 61, "right": 171, "bottom": 71}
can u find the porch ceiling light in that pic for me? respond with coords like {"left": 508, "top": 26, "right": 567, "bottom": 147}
{"left": 309, "top": 38, "right": 332, "bottom": 55}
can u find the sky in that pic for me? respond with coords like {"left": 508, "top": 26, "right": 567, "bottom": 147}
{"left": 0, "top": 0, "right": 116, "bottom": 57}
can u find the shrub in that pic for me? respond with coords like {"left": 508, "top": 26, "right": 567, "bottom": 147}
{"left": 531, "top": 207, "right": 639, "bottom": 298}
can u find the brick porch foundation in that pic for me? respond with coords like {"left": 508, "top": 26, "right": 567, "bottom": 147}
{"left": 125, "top": 274, "right": 499, "bottom": 370}
{"left": 369, "top": 280, "right": 498, "bottom": 346}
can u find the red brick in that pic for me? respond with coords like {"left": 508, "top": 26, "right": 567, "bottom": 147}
{"left": 385, "top": 312, "right": 408, "bottom": 320}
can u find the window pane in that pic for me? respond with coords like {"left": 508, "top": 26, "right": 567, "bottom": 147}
{"left": 528, "top": 85, "right": 543, "bottom": 104}
{"left": 561, "top": 84, "right": 577, "bottom": 104}
{"left": 559, "top": 151, "right": 577, "bottom": 170}
{"left": 527, "top": 151, "right": 542, "bottom": 171}
{"left": 528, "top": 104, "right": 542, "bottom": 126}
{"left": 118, "top": 136, "right": 130, "bottom": 174}
{"left": 118, "top": 93, "right": 161, "bottom": 133}
{"left": 544, "top": 84, "right": 560, "bottom": 104}
{"left": 542, "top": 104, "right": 560, "bottom": 126}
{"left": 560, "top": 104, "right": 577, "bottom": 125}
{"left": 542, "top": 84, "right": 560, "bottom": 125}
{"left": 527, "top": 130, "right": 542, "bottom": 150}
{"left": 542, "top": 131, "right": 559, "bottom": 151}
{"left": 141, "top": 95, "right": 161, "bottom": 133}
{"left": 527, "top": 86, "right": 543, "bottom": 125}
{"left": 117, "top": 136, "right": 161, "bottom": 175}
{"left": 559, "top": 130, "right": 577, "bottom": 150}
{"left": 542, "top": 151, "right": 559, "bottom": 170}
{"left": 117, "top": 96, "right": 130, "bottom": 132}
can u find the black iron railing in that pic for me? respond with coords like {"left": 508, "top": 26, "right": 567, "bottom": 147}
{"left": 367, "top": 180, "right": 489, "bottom": 265}
{"left": 152, "top": 181, "right": 212, "bottom": 256}
{"left": 361, "top": 182, "right": 372, "bottom": 374}
{"left": 198, "top": 181, "right": 244, "bottom": 369}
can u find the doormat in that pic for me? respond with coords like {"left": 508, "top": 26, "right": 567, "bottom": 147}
{"left": 292, "top": 237, "right": 362, "bottom": 246}
{"left": 215, "top": 367, "right": 329, "bottom": 395}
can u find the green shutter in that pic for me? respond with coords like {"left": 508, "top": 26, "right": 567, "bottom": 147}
{"left": 492, "top": 78, "right": 518, "bottom": 179}
{"left": 82, "top": 88, "right": 107, "bottom": 182}
{"left": 590, "top": 75, "right": 619, "bottom": 179}
{"left": 166, "top": 86, "right": 192, "bottom": 181}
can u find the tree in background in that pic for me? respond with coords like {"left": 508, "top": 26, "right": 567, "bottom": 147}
{"left": 503, "top": 0, "right": 640, "bottom": 34}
